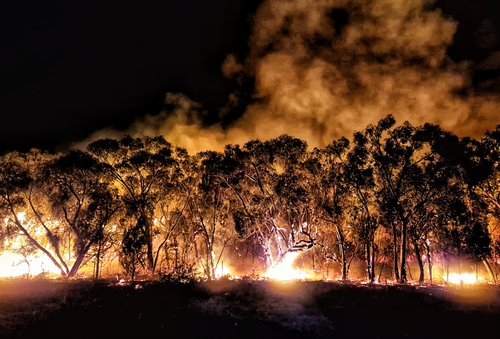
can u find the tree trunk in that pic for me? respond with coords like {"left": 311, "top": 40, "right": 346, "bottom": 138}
{"left": 68, "top": 251, "right": 87, "bottom": 278}
{"left": 263, "top": 237, "right": 273, "bottom": 268}
{"left": 204, "top": 241, "right": 214, "bottom": 280}
{"left": 399, "top": 221, "right": 408, "bottom": 283}
{"left": 391, "top": 222, "right": 400, "bottom": 281}
{"left": 482, "top": 257, "right": 497, "bottom": 283}
{"left": 143, "top": 216, "right": 154, "bottom": 273}
{"left": 366, "top": 242, "right": 372, "bottom": 282}
{"left": 412, "top": 238, "right": 425, "bottom": 284}
{"left": 424, "top": 241, "right": 432, "bottom": 284}
{"left": 131, "top": 265, "right": 136, "bottom": 283}
{"left": 341, "top": 245, "right": 347, "bottom": 280}
{"left": 370, "top": 240, "right": 376, "bottom": 283}
{"left": 13, "top": 213, "right": 68, "bottom": 277}
{"left": 175, "top": 237, "right": 179, "bottom": 270}
{"left": 335, "top": 225, "right": 347, "bottom": 280}
{"left": 94, "top": 238, "right": 102, "bottom": 280}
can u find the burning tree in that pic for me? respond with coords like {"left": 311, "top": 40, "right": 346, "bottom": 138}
{"left": 187, "top": 149, "right": 235, "bottom": 280}
{"left": 307, "top": 138, "right": 358, "bottom": 280}
{"left": 348, "top": 116, "right": 464, "bottom": 283}
{"left": 87, "top": 136, "right": 185, "bottom": 274}
{"left": 232, "top": 136, "right": 319, "bottom": 268}
{"left": 0, "top": 149, "right": 119, "bottom": 278}
{"left": 432, "top": 127, "right": 500, "bottom": 282}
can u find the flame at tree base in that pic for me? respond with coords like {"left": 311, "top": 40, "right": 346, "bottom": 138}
{"left": 445, "top": 273, "right": 481, "bottom": 284}
{"left": 263, "top": 252, "right": 309, "bottom": 280}
{"left": 0, "top": 250, "right": 62, "bottom": 278}
{"left": 214, "top": 264, "right": 230, "bottom": 279}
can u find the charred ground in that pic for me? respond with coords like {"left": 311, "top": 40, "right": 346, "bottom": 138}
{"left": 1, "top": 279, "right": 499, "bottom": 338}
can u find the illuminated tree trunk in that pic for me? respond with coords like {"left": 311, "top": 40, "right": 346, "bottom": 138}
{"left": 175, "top": 237, "right": 179, "bottom": 270}
{"left": 366, "top": 242, "right": 373, "bottom": 282}
{"left": 273, "top": 226, "right": 285, "bottom": 264}
{"left": 260, "top": 236, "right": 273, "bottom": 268}
{"left": 371, "top": 240, "right": 376, "bottom": 283}
{"left": 335, "top": 225, "right": 347, "bottom": 280}
{"left": 200, "top": 222, "right": 215, "bottom": 280}
{"left": 482, "top": 257, "right": 497, "bottom": 283}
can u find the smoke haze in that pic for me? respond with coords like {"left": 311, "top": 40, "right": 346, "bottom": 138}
{"left": 83, "top": 0, "right": 500, "bottom": 153}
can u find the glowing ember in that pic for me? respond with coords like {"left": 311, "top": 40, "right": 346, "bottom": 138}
{"left": 0, "top": 250, "right": 62, "bottom": 278}
{"left": 263, "top": 252, "right": 309, "bottom": 280}
{"left": 445, "top": 273, "right": 481, "bottom": 284}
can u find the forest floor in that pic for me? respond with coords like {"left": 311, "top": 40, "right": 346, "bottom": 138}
{"left": 0, "top": 278, "right": 499, "bottom": 338}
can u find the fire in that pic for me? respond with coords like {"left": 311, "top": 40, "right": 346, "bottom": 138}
{"left": 0, "top": 212, "right": 63, "bottom": 278}
{"left": 445, "top": 273, "right": 481, "bottom": 284}
{"left": 214, "top": 264, "right": 230, "bottom": 279}
{"left": 0, "top": 250, "right": 61, "bottom": 278}
{"left": 263, "top": 252, "right": 309, "bottom": 280}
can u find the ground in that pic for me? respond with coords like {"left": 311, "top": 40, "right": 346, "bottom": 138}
{"left": 0, "top": 279, "right": 499, "bottom": 338}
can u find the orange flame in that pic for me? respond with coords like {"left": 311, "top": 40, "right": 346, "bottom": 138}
{"left": 263, "top": 252, "right": 309, "bottom": 280}
{"left": 0, "top": 250, "right": 62, "bottom": 278}
{"left": 445, "top": 273, "right": 481, "bottom": 284}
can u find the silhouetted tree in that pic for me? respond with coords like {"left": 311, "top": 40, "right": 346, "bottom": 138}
{"left": 88, "top": 136, "right": 182, "bottom": 273}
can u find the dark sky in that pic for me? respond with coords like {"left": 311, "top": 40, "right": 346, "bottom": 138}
{"left": 1, "top": 0, "right": 499, "bottom": 154}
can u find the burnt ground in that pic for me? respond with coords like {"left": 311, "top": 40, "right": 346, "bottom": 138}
{"left": 0, "top": 279, "right": 499, "bottom": 338}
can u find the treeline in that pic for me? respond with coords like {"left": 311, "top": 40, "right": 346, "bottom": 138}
{"left": 1, "top": 115, "right": 499, "bottom": 283}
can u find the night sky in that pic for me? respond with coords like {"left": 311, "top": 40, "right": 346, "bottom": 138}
{"left": 1, "top": 0, "right": 499, "bottom": 154}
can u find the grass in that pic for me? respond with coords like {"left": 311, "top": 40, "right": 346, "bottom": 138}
{"left": 0, "top": 278, "right": 499, "bottom": 338}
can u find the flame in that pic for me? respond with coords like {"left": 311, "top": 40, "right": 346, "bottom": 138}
{"left": 263, "top": 252, "right": 309, "bottom": 280}
{"left": 16, "top": 212, "right": 26, "bottom": 223}
{"left": 445, "top": 273, "right": 481, "bottom": 284}
{"left": 1, "top": 212, "right": 67, "bottom": 278}
{"left": 213, "top": 264, "right": 230, "bottom": 279}
{"left": 0, "top": 250, "right": 62, "bottom": 278}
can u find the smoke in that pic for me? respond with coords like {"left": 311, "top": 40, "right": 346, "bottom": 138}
{"left": 83, "top": 93, "right": 231, "bottom": 153}
{"left": 82, "top": 0, "right": 500, "bottom": 153}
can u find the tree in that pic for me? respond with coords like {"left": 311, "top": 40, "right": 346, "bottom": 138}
{"left": 189, "top": 150, "right": 235, "bottom": 280}
{"left": 343, "top": 127, "right": 381, "bottom": 283}
{"left": 88, "top": 136, "right": 183, "bottom": 273}
{"left": 44, "top": 150, "right": 121, "bottom": 277}
{"left": 0, "top": 150, "right": 69, "bottom": 275}
{"left": 435, "top": 127, "right": 499, "bottom": 282}
{"left": 354, "top": 116, "right": 457, "bottom": 283}
{"left": 0, "top": 150, "right": 119, "bottom": 278}
{"left": 308, "top": 138, "right": 356, "bottom": 280}
{"left": 120, "top": 217, "right": 147, "bottom": 282}
{"left": 238, "top": 136, "right": 319, "bottom": 267}
{"left": 152, "top": 159, "right": 197, "bottom": 273}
